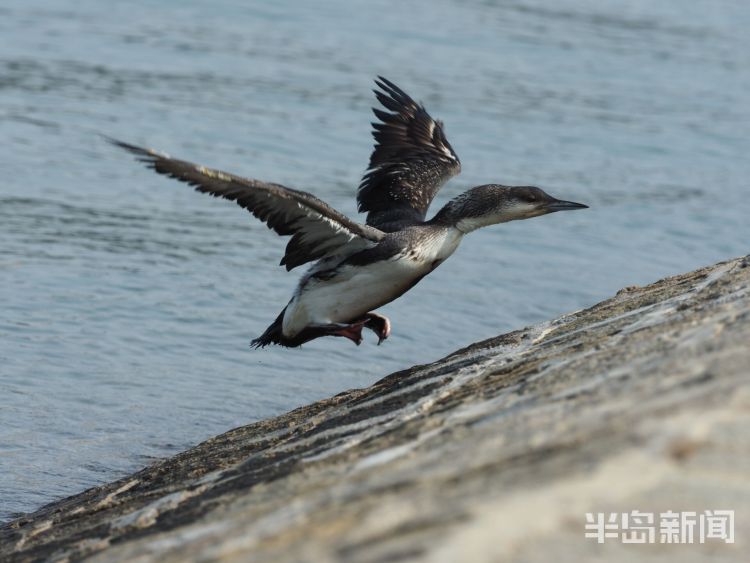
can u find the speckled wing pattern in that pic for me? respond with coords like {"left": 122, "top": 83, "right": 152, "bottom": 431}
{"left": 109, "top": 139, "right": 384, "bottom": 270}
{"left": 357, "top": 77, "right": 461, "bottom": 230}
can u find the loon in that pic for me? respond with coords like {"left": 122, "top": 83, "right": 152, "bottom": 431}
{"left": 110, "top": 77, "right": 587, "bottom": 348}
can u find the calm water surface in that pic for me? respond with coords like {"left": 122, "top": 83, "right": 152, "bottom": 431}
{"left": 1, "top": 0, "right": 748, "bottom": 520}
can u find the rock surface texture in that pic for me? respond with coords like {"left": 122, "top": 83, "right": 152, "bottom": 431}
{"left": 2, "top": 256, "right": 749, "bottom": 562}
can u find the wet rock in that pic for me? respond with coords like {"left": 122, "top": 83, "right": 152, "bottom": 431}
{"left": 2, "top": 256, "right": 749, "bottom": 562}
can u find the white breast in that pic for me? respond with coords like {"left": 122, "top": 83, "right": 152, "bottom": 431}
{"left": 282, "top": 228, "right": 463, "bottom": 337}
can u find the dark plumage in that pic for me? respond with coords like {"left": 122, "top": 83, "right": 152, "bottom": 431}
{"left": 358, "top": 77, "right": 461, "bottom": 231}
{"left": 110, "top": 78, "right": 587, "bottom": 348}
{"left": 106, "top": 138, "right": 383, "bottom": 271}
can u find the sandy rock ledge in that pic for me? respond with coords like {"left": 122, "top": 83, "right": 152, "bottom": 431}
{"left": 2, "top": 256, "right": 749, "bottom": 562}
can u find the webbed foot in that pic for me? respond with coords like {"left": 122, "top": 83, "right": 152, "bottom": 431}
{"left": 331, "top": 321, "right": 366, "bottom": 345}
{"left": 362, "top": 312, "right": 391, "bottom": 345}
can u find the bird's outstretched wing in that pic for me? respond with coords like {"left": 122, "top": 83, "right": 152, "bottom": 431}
{"left": 357, "top": 77, "right": 461, "bottom": 231}
{"left": 109, "top": 139, "right": 384, "bottom": 270}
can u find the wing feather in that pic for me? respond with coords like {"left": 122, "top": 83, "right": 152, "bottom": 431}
{"left": 357, "top": 77, "right": 461, "bottom": 230}
{"left": 109, "top": 139, "right": 383, "bottom": 270}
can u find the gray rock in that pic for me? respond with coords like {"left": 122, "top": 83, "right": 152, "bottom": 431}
{"left": 3, "top": 256, "right": 749, "bottom": 562}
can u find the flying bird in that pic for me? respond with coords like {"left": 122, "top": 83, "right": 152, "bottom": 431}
{"left": 110, "top": 77, "right": 587, "bottom": 348}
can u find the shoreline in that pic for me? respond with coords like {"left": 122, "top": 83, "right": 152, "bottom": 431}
{"left": 3, "top": 255, "right": 748, "bottom": 562}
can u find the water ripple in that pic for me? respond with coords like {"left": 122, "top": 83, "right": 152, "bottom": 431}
{"left": 1, "top": 0, "right": 749, "bottom": 522}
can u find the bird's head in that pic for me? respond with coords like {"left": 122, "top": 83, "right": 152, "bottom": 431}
{"left": 440, "top": 184, "right": 588, "bottom": 233}
{"left": 498, "top": 185, "right": 589, "bottom": 220}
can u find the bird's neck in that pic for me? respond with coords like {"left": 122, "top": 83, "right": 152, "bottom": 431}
{"left": 431, "top": 190, "right": 509, "bottom": 234}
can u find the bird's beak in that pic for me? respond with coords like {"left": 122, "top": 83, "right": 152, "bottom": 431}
{"left": 544, "top": 199, "right": 589, "bottom": 212}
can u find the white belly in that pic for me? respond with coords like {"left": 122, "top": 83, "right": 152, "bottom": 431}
{"left": 281, "top": 258, "right": 425, "bottom": 336}
{"left": 282, "top": 228, "right": 463, "bottom": 337}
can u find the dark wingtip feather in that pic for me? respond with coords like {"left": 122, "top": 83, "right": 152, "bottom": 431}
{"left": 374, "top": 77, "right": 417, "bottom": 108}
{"left": 104, "top": 136, "right": 166, "bottom": 163}
{"left": 375, "top": 76, "right": 401, "bottom": 95}
{"left": 359, "top": 77, "right": 461, "bottom": 223}
{"left": 103, "top": 135, "right": 144, "bottom": 153}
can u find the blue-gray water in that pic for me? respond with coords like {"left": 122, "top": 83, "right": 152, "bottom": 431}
{"left": 1, "top": 0, "right": 748, "bottom": 521}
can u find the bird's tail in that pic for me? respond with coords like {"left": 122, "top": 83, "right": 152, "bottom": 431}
{"left": 250, "top": 307, "right": 287, "bottom": 348}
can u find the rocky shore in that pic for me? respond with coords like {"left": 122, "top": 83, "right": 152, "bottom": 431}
{"left": 2, "top": 256, "right": 749, "bottom": 562}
